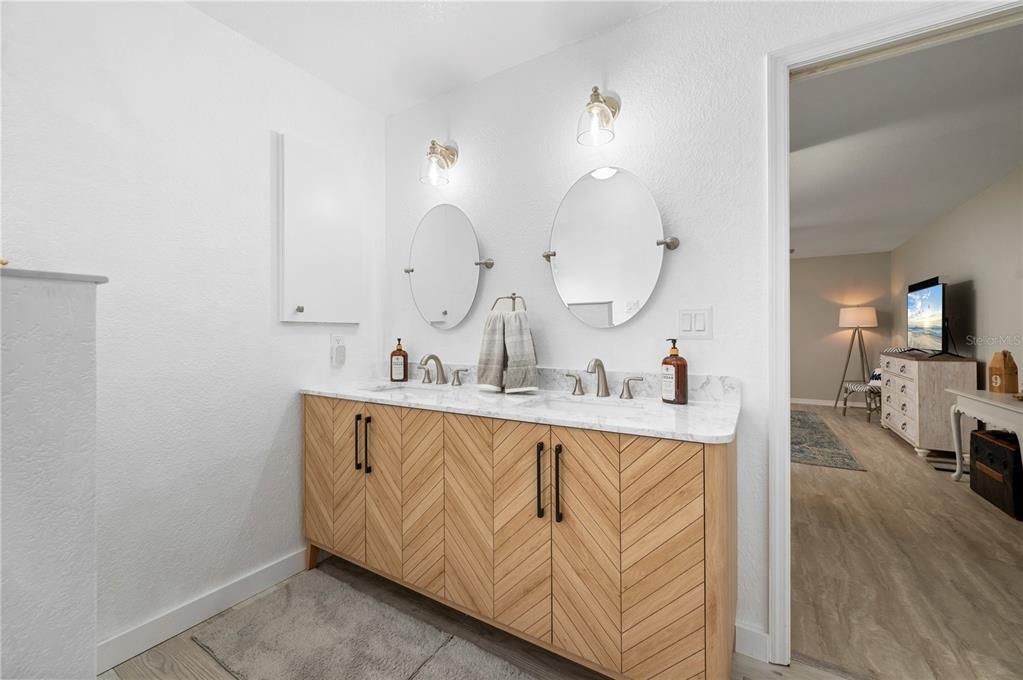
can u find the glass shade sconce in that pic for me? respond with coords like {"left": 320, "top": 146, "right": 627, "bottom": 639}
{"left": 419, "top": 139, "right": 459, "bottom": 186}
{"left": 576, "top": 86, "right": 620, "bottom": 146}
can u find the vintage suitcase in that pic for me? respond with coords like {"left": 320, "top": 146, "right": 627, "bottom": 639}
{"left": 970, "top": 430, "right": 1022, "bottom": 520}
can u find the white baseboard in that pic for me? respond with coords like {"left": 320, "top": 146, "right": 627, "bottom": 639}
{"left": 735, "top": 621, "right": 771, "bottom": 662}
{"left": 791, "top": 398, "right": 864, "bottom": 408}
{"left": 96, "top": 548, "right": 773, "bottom": 670}
{"left": 96, "top": 547, "right": 308, "bottom": 673}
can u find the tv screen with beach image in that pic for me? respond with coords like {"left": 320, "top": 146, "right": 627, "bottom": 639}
{"left": 907, "top": 284, "right": 943, "bottom": 351}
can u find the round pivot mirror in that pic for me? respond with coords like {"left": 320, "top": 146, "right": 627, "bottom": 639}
{"left": 408, "top": 204, "right": 481, "bottom": 329}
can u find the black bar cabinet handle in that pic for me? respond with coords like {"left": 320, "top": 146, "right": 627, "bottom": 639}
{"left": 554, "top": 443, "right": 563, "bottom": 523}
{"left": 536, "top": 442, "right": 545, "bottom": 518}
{"left": 363, "top": 416, "right": 372, "bottom": 474}
{"left": 354, "top": 414, "right": 362, "bottom": 470}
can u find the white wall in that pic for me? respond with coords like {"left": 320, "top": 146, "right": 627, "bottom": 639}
{"left": 891, "top": 168, "right": 1023, "bottom": 368}
{"left": 383, "top": 1, "right": 918, "bottom": 643}
{"left": 1, "top": 1, "right": 385, "bottom": 667}
{"left": 790, "top": 253, "right": 893, "bottom": 402}
{"left": 2, "top": 273, "right": 103, "bottom": 680}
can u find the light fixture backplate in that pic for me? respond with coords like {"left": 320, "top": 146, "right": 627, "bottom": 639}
{"left": 428, "top": 139, "right": 458, "bottom": 169}
{"left": 589, "top": 86, "right": 621, "bottom": 120}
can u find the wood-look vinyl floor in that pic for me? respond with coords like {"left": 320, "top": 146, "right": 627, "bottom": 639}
{"left": 792, "top": 405, "right": 1023, "bottom": 680}
{"left": 103, "top": 555, "right": 843, "bottom": 680}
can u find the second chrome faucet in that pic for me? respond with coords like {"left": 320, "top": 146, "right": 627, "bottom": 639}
{"left": 586, "top": 358, "right": 610, "bottom": 397}
{"left": 575, "top": 359, "right": 646, "bottom": 399}
{"left": 418, "top": 354, "right": 447, "bottom": 385}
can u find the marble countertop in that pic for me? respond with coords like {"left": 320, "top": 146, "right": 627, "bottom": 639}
{"left": 301, "top": 381, "right": 740, "bottom": 444}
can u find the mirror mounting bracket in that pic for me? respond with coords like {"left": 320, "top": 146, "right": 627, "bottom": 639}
{"left": 403, "top": 267, "right": 414, "bottom": 274}
{"left": 541, "top": 250, "right": 557, "bottom": 262}
{"left": 657, "top": 237, "right": 680, "bottom": 250}
{"left": 474, "top": 258, "right": 495, "bottom": 269}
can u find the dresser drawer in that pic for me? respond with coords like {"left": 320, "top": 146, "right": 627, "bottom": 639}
{"left": 883, "top": 406, "right": 919, "bottom": 445}
{"left": 884, "top": 392, "right": 918, "bottom": 422}
{"left": 882, "top": 373, "right": 916, "bottom": 398}
{"left": 882, "top": 382, "right": 918, "bottom": 422}
{"left": 897, "top": 395, "right": 918, "bottom": 422}
{"left": 881, "top": 355, "right": 918, "bottom": 380}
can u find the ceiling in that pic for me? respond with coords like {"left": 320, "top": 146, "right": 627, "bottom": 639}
{"left": 790, "top": 23, "right": 1023, "bottom": 259}
{"left": 194, "top": 1, "right": 662, "bottom": 114}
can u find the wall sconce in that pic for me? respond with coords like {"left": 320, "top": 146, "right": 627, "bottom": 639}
{"left": 419, "top": 140, "right": 458, "bottom": 186}
{"left": 576, "top": 86, "right": 620, "bottom": 146}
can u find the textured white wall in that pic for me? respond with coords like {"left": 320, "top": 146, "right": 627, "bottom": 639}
{"left": 891, "top": 168, "right": 1023, "bottom": 366}
{"left": 384, "top": 1, "right": 919, "bottom": 638}
{"left": 1, "top": 1, "right": 385, "bottom": 652}
{"left": 2, "top": 273, "right": 101, "bottom": 680}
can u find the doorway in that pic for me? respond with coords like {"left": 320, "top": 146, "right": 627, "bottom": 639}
{"left": 766, "top": 1, "right": 1023, "bottom": 669}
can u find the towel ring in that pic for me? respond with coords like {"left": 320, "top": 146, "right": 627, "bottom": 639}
{"left": 491, "top": 293, "right": 526, "bottom": 311}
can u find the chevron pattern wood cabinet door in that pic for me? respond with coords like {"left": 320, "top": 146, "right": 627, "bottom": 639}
{"left": 443, "top": 413, "right": 494, "bottom": 618}
{"left": 402, "top": 408, "right": 445, "bottom": 597}
{"left": 303, "top": 396, "right": 335, "bottom": 550}
{"left": 620, "top": 436, "right": 706, "bottom": 680}
{"left": 493, "top": 420, "right": 552, "bottom": 642}
{"left": 332, "top": 399, "right": 366, "bottom": 562}
{"left": 365, "top": 403, "right": 404, "bottom": 579}
{"left": 551, "top": 427, "right": 621, "bottom": 673}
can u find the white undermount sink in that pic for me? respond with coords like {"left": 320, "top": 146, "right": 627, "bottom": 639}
{"left": 366, "top": 382, "right": 451, "bottom": 393}
{"left": 525, "top": 395, "right": 644, "bottom": 414}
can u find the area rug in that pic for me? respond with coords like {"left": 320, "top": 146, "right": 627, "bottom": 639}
{"left": 791, "top": 410, "right": 866, "bottom": 471}
{"left": 192, "top": 569, "right": 537, "bottom": 680}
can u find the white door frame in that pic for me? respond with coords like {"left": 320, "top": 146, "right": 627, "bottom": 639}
{"left": 765, "top": 0, "right": 1022, "bottom": 665}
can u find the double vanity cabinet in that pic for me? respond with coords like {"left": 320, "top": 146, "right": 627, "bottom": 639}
{"left": 301, "top": 386, "right": 738, "bottom": 680}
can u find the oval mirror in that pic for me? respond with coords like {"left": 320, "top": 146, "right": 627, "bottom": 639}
{"left": 408, "top": 204, "right": 481, "bottom": 329}
{"left": 548, "top": 168, "right": 666, "bottom": 328}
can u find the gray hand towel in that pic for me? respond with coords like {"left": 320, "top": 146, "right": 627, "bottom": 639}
{"left": 477, "top": 311, "right": 506, "bottom": 391}
{"left": 504, "top": 310, "right": 538, "bottom": 393}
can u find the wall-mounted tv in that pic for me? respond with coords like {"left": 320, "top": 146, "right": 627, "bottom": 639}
{"left": 907, "top": 277, "right": 946, "bottom": 352}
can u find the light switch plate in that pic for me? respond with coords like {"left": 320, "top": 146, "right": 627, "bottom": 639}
{"left": 678, "top": 307, "right": 713, "bottom": 339}
{"left": 331, "top": 335, "right": 346, "bottom": 367}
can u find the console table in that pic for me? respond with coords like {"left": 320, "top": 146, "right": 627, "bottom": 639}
{"left": 947, "top": 389, "right": 1023, "bottom": 482}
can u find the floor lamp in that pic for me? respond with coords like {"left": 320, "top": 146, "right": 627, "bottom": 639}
{"left": 833, "top": 306, "right": 878, "bottom": 408}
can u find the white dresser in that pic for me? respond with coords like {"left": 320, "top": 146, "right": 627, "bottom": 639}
{"left": 880, "top": 352, "right": 977, "bottom": 455}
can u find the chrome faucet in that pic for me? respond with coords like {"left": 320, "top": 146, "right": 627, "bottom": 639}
{"left": 565, "top": 373, "right": 585, "bottom": 396}
{"left": 418, "top": 354, "right": 447, "bottom": 385}
{"left": 586, "top": 358, "right": 610, "bottom": 397}
{"left": 451, "top": 368, "right": 469, "bottom": 386}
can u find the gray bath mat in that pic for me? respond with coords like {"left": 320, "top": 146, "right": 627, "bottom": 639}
{"left": 791, "top": 410, "right": 866, "bottom": 471}
{"left": 192, "top": 569, "right": 537, "bottom": 680}
{"left": 413, "top": 637, "right": 536, "bottom": 680}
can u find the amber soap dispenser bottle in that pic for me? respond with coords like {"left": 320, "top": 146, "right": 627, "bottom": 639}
{"left": 661, "top": 338, "right": 688, "bottom": 405}
{"left": 390, "top": 338, "right": 408, "bottom": 382}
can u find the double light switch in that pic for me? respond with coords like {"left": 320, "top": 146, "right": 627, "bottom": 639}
{"left": 679, "top": 308, "right": 713, "bottom": 339}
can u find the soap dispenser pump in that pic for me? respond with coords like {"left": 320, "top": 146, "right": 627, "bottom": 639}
{"left": 661, "top": 338, "right": 688, "bottom": 405}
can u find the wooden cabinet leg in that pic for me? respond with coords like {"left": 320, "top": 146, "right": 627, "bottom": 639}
{"left": 305, "top": 544, "right": 319, "bottom": 570}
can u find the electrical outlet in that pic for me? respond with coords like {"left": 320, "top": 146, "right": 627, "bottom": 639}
{"left": 331, "top": 335, "right": 346, "bottom": 367}
{"left": 679, "top": 308, "right": 713, "bottom": 339}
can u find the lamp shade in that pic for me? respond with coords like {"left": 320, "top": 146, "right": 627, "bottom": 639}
{"left": 839, "top": 306, "right": 878, "bottom": 328}
{"left": 577, "top": 99, "right": 615, "bottom": 146}
{"left": 419, "top": 153, "right": 450, "bottom": 186}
